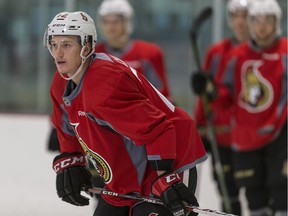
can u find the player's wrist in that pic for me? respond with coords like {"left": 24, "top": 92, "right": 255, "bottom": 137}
{"left": 149, "top": 159, "right": 174, "bottom": 171}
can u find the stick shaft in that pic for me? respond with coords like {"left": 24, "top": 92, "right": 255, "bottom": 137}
{"left": 190, "top": 7, "right": 213, "bottom": 70}
{"left": 189, "top": 6, "right": 232, "bottom": 213}
{"left": 85, "top": 187, "right": 236, "bottom": 216}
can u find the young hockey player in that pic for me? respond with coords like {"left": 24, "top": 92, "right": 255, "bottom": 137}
{"left": 195, "top": 0, "right": 287, "bottom": 215}
{"left": 44, "top": 11, "right": 207, "bottom": 216}
{"left": 95, "top": 0, "right": 172, "bottom": 100}
{"left": 192, "top": 0, "right": 250, "bottom": 214}
{"left": 47, "top": 0, "right": 173, "bottom": 152}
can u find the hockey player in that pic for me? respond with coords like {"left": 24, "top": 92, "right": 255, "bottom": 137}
{"left": 44, "top": 11, "right": 207, "bottom": 216}
{"left": 46, "top": 0, "right": 173, "bottom": 152}
{"left": 192, "top": 0, "right": 250, "bottom": 214}
{"left": 195, "top": 0, "right": 287, "bottom": 215}
{"left": 96, "top": 0, "right": 172, "bottom": 100}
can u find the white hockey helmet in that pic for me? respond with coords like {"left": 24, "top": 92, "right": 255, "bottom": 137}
{"left": 44, "top": 11, "right": 97, "bottom": 48}
{"left": 248, "top": 0, "right": 282, "bottom": 36}
{"left": 227, "top": 0, "right": 250, "bottom": 13}
{"left": 98, "top": 0, "right": 134, "bottom": 18}
{"left": 44, "top": 11, "right": 97, "bottom": 80}
{"left": 227, "top": 0, "right": 250, "bottom": 23}
{"left": 97, "top": 0, "right": 134, "bottom": 34}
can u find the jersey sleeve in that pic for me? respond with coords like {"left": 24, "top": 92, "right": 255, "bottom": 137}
{"left": 50, "top": 74, "right": 83, "bottom": 153}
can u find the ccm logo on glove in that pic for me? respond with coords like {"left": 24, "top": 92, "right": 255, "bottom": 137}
{"left": 152, "top": 172, "right": 181, "bottom": 197}
{"left": 165, "top": 173, "right": 180, "bottom": 183}
{"left": 53, "top": 154, "right": 86, "bottom": 174}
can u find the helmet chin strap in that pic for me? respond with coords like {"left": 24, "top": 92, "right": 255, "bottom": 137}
{"left": 59, "top": 46, "right": 94, "bottom": 81}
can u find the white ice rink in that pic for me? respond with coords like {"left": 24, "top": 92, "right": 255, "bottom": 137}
{"left": 1, "top": 114, "right": 247, "bottom": 216}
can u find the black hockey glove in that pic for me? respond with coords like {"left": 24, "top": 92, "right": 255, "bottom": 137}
{"left": 52, "top": 152, "right": 92, "bottom": 206}
{"left": 151, "top": 171, "right": 199, "bottom": 216}
{"left": 191, "top": 71, "right": 217, "bottom": 100}
{"left": 47, "top": 127, "right": 60, "bottom": 151}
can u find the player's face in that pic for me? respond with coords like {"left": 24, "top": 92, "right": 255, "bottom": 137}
{"left": 230, "top": 10, "right": 249, "bottom": 41}
{"left": 49, "top": 35, "right": 82, "bottom": 77}
{"left": 251, "top": 15, "right": 276, "bottom": 43}
{"left": 101, "top": 15, "right": 127, "bottom": 41}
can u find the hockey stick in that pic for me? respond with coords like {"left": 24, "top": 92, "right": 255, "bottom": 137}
{"left": 190, "top": 7, "right": 213, "bottom": 70}
{"left": 189, "top": 7, "right": 232, "bottom": 213}
{"left": 84, "top": 186, "right": 237, "bottom": 216}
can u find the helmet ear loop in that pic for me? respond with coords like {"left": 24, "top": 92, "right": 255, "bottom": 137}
{"left": 81, "top": 37, "right": 94, "bottom": 59}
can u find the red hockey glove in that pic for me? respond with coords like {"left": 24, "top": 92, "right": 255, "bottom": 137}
{"left": 53, "top": 152, "right": 92, "bottom": 206}
{"left": 151, "top": 171, "right": 199, "bottom": 216}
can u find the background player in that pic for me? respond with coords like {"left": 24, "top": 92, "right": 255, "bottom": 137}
{"left": 195, "top": 0, "right": 287, "bottom": 215}
{"left": 192, "top": 0, "right": 250, "bottom": 214}
{"left": 96, "top": 0, "right": 172, "bottom": 100}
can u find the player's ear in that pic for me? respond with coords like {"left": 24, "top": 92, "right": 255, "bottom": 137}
{"left": 83, "top": 44, "right": 92, "bottom": 56}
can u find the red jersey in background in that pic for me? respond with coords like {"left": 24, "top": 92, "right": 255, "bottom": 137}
{"left": 220, "top": 38, "right": 287, "bottom": 151}
{"left": 95, "top": 40, "right": 172, "bottom": 100}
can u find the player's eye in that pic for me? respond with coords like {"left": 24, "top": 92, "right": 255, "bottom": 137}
{"left": 50, "top": 43, "right": 58, "bottom": 49}
{"left": 63, "top": 43, "right": 71, "bottom": 48}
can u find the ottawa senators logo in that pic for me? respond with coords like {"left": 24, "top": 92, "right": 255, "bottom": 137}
{"left": 70, "top": 122, "right": 113, "bottom": 183}
{"left": 239, "top": 60, "right": 273, "bottom": 113}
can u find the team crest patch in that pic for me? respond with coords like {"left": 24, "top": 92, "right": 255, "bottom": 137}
{"left": 239, "top": 60, "right": 273, "bottom": 113}
{"left": 149, "top": 213, "right": 159, "bottom": 216}
{"left": 70, "top": 122, "right": 113, "bottom": 183}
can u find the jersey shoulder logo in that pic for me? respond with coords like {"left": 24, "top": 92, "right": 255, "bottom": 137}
{"left": 239, "top": 60, "right": 273, "bottom": 113}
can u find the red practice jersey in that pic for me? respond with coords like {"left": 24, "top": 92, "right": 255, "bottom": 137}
{"left": 194, "top": 38, "right": 237, "bottom": 146}
{"left": 95, "top": 40, "right": 171, "bottom": 100}
{"left": 50, "top": 53, "right": 207, "bottom": 207}
{"left": 220, "top": 38, "right": 287, "bottom": 151}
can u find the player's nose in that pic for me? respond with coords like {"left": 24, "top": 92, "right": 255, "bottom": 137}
{"left": 53, "top": 47, "right": 64, "bottom": 58}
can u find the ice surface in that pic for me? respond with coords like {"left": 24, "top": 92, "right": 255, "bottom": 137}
{"left": 0, "top": 114, "right": 247, "bottom": 215}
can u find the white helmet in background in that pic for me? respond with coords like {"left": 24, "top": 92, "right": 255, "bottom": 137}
{"left": 248, "top": 0, "right": 282, "bottom": 37}
{"left": 97, "top": 0, "right": 134, "bottom": 34}
{"left": 226, "top": 0, "right": 250, "bottom": 29}
{"left": 44, "top": 11, "right": 97, "bottom": 80}
{"left": 227, "top": 0, "right": 250, "bottom": 14}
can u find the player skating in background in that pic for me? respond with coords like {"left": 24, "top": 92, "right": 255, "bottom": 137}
{"left": 44, "top": 11, "right": 207, "bottom": 216}
{"left": 192, "top": 0, "right": 250, "bottom": 214}
{"left": 96, "top": 0, "right": 172, "bottom": 101}
{"left": 195, "top": 0, "right": 287, "bottom": 215}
